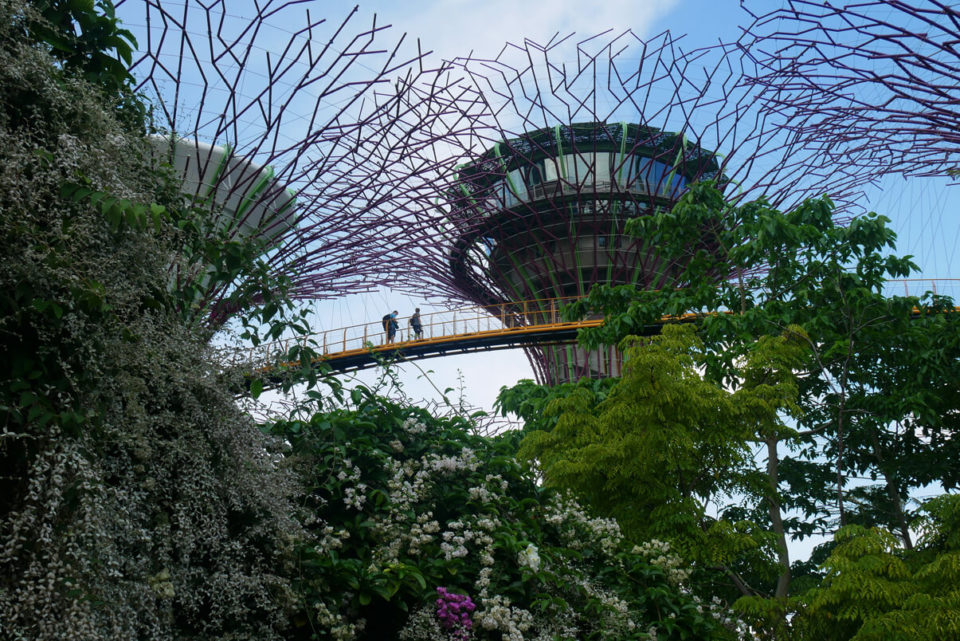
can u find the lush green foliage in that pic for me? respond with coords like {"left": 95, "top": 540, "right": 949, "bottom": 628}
{"left": 499, "top": 182, "right": 960, "bottom": 638}
{"left": 25, "top": 0, "right": 137, "bottom": 93}
{"left": 267, "top": 389, "right": 743, "bottom": 640}
{"left": 514, "top": 324, "right": 807, "bottom": 603}
{"left": 563, "top": 181, "right": 960, "bottom": 541}
{"left": 737, "top": 495, "right": 960, "bottom": 640}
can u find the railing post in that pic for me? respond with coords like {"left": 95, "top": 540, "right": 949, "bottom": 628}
{"left": 323, "top": 332, "right": 327, "bottom": 354}
{"left": 343, "top": 329, "right": 347, "bottom": 351}
{"left": 364, "top": 324, "right": 368, "bottom": 346}
{"left": 933, "top": 280, "right": 938, "bottom": 295}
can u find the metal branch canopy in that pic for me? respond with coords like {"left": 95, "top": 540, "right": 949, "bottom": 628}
{"left": 383, "top": 30, "right": 882, "bottom": 383}
{"left": 115, "top": 1, "right": 958, "bottom": 384}
{"left": 119, "top": 0, "right": 465, "bottom": 319}
{"left": 739, "top": 0, "right": 960, "bottom": 181}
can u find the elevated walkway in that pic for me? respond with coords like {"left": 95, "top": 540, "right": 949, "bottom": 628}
{"left": 233, "top": 279, "right": 960, "bottom": 382}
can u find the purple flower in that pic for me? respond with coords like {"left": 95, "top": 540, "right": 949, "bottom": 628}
{"left": 435, "top": 587, "right": 475, "bottom": 640}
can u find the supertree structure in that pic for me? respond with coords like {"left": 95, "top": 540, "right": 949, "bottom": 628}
{"left": 115, "top": 0, "right": 467, "bottom": 322}
{"left": 386, "top": 30, "right": 876, "bottom": 384}
{"left": 738, "top": 0, "right": 960, "bottom": 181}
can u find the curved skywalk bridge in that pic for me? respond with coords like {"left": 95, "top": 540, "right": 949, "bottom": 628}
{"left": 235, "top": 279, "right": 960, "bottom": 384}
{"left": 235, "top": 298, "right": 610, "bottom": 382}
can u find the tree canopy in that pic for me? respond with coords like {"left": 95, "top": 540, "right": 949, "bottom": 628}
{"left": 500, "top": 182, "right": 960, "bottom": 638}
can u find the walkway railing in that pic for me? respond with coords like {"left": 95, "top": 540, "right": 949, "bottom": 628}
{"left": 881, "top": 278, "right": 960, "bottom": 298}
{"left": 231, "top": 279, "right": 960, "bottom": 374}
{"left": 229, "top": 296, "right": 589, "bottom": 372}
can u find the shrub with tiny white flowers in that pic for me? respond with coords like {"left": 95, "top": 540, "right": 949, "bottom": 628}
{"left": 268, "top": 391, "right": 744, "bottom": 640}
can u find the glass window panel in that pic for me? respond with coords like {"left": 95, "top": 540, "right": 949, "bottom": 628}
{"left": 506, "top": 169, "right": 526, "bottom": 201}
{"left": 594, "top": 152, "right": 611, "bottom": 185}
{"left": 543, "top": 157, "right": 561, "bottom": 182}
{"left": 524, "top": 161, "right": 546, "bottom": 188}
{"left": 574, "top": 155, "right": 591, "bottom": 183}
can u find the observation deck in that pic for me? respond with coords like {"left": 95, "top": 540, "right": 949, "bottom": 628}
{"left": 443, "top": 121, "right": 724, "bottom": 383}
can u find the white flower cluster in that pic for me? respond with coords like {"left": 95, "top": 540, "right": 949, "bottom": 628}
{"left": 319, "top": 525, "right": 351, "bottom": 551}
{"left": 398, "top": 605, "right": 446, "bottom": 640}
{"left": 373, "top": 448, "right": 498, "bottom": 567}
{"left": 468, "top": 485, "right": 493, "bottom": 502}
{"left": 315, "top": 601, "right": 365, "bottom": 641}
{"left": 439, "top": 518, "right": 496, "bottom": 564}
{"left": 632, "top": 539, "right": 692, "bottom": 586}
{"left": 474, "top": 594, "right": 534, "bottom": 641}
{"left": 544, "top": 494, "right": 622, "bottom": 554}
{"left": 334, "top": 457, "right": 369, "bottom": 511}
{"left": 406, "top": 512, "right": 440, "bottom": 556}
{"left": 426, "top": 447, "right": 479, "bottom": 474}
{"left": 342, "top": 484, "right": 367, "bottom": 510}
{"left": 401, "top": 417, "right": 427, "bottom": 434}
{"left": 336, "top": 458, "right": 362, "bottom": 483}
{"left": 517, "top": 544, "right": 540, "bottom": 573}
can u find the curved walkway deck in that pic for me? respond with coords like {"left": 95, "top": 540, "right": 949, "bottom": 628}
{"left": 234, "top": 279, "right": 960, "bottom": 382}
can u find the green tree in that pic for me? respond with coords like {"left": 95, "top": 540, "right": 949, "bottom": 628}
{"left": 737, "top": 495, "right": 960, "bottom": 640}
{"left": 566, "top": 182, "right": 960, "bottom": 548}
{"left": 514, "top": 323, "right": 807, "bottom": 603}
{"left": 498, "top": 183, "right": 960, "bottom": 637}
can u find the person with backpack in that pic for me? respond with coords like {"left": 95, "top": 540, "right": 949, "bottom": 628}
{"left": 409, "top": 308, "right": 423, "bottom": 340}
{"left": 382, "top": 310, "right": 399, "bottom": 344}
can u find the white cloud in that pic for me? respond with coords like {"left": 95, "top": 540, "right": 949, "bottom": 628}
{"left": 371, "top": 0, "right": 681, "bottom": 63}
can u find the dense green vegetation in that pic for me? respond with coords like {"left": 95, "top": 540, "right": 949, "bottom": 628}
{"left": 0, "top": 1, "right": 303, "bottom": 638}
{"left": 268, "top": 388, "right": 738, "bottom": 640}
{"left": 499, "top": 182, "right": 960, "bottom": 638}
{"left": 3, "top": 2, "right": 959, "bottom": 640}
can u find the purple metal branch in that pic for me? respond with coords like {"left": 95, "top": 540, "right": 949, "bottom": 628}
{"left": 738, "top": 0, "right": 960, "bottom": 180}
{"left": 117, "top": 1, "right": 466, "bottom": 320}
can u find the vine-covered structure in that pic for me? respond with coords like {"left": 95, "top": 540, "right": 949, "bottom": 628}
{"left": 393, "top": 31, "right": 872, "bottom": 384}
{"left": 446, "top": 122, "right": 723, "bottom": 381}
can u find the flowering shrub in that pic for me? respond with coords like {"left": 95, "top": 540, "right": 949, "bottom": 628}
{"left": 0, "top": 3, "right": 300, "bottom": 639}
{"left": 268, "top": 390, "right": 744, "bottom": 640}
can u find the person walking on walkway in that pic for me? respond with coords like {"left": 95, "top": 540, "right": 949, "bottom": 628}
{"left": 409, "top": 308, "right": 423, "bottom": 340}
{"left": 382, "top": 310, "right": 399, "bottom": 344}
